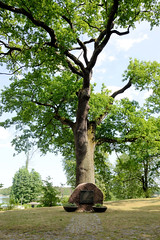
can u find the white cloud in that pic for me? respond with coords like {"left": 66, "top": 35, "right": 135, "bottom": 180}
{"left": 95, "top": 68, "right": 107, "bottom": 74}
{"left": 0, "top": 143, "right": 12, "bottom": 148}
{"left": 96, "top": 51, "right": 107, "bottom": 66}
{"left": 113, "top": 34, "right": 148, "bottom": 51}
{"left": 108, "top": 55, "right": 116, "bottom": 62}
{"left": 86, "top": 47, "right": 115, "bottom": 65}
{"left": 17, "top": 75, "right": 23, "bottom": 80}
{"left": 143, "top": 89, "right": 153, "bottom": 99}
{"left": 94, "top": 54, "right": 116, "bottom": 73}
{"left": 0, "top": 127, "right": 12, "bottom": 149}
{"left": 0, "top": 127, "right": 10, "bottom": 140}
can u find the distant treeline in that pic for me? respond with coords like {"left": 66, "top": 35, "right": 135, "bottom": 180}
{"left": 0, "top": 187, "right": 11, "bottom": 196}
{"left": 55, "top": 187, "right": 72, "bottom": 196}
{"left": 0, "top": 186, "right": 72, "bottom": 196}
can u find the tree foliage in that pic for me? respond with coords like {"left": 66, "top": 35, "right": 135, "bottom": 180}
{"left": 112, "top": 131, "right": 160, "bottom": 199}
{"left": 112, "top": 110, "right": 160, "bottom": 199}
{"left": 10, "top": 167, "right": 42, "bottom": 204}
{"left": 94, "top": 147, "right": 113, "bottom": 200}
{"left": 0, "top": 0, "right": 160, "bottom": 185}
{"left": 113, "top": 154, "right": 143, "bottom": 199}
{"left": 40, "top": 177, "right": 60, "bottom": 207}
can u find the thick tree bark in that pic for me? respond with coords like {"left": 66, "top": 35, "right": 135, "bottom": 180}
{"left": 73, "top": 72, "right": 96, "bottom": 186}
{"left": 74, "top": 124, "right": 96, "bottom": 186}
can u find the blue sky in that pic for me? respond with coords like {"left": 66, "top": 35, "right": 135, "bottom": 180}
{"left": 0, "top": 21, "right": 160, "bottom": 188}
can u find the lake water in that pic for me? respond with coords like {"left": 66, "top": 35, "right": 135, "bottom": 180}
{"left": 0, "top": 195, "right": 9, "bottom": 204}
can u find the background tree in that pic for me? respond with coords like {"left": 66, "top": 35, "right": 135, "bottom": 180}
{"left": 94, "top": 147, "right": 113, "bottom": 200}
{"left": 112, "top": 154, "right": 146, "bottom": 199}
{"left": 63, "top": 154, "right": 76, "bottom": 188}
{"left": 0, "top": 0, "right": 160, "bottom": 186}
{"left": 127, "top": 134, "right": 160, "bottom": 198}
{"left": 40, "top": 177, "right": 60, "bottom": 207}
{"left": 29, "top": 169, "right": 43, "bottom": 201}
{"left": 112, "top": 116, "right": 160, "bottom": 199}
{"left": 10, "top": 167, "right": 42, "bottom": 204}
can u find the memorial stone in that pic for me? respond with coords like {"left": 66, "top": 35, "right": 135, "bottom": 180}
{"left": 69, "top": 183, "right": 103, "bottom": 212}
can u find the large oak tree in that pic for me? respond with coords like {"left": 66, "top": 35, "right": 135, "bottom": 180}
{"left": 0, "top": 0, "right": 160, "bottom": 186}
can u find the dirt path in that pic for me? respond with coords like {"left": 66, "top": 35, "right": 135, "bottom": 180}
{"left": 55, "top": 213, "right": 103, "bottom": 240}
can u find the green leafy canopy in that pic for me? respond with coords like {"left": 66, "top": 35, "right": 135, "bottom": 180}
{"left": 0, "top": 0, "right": 160, "bottom": 157}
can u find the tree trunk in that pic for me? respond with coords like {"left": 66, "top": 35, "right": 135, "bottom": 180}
{"left": 144, "top": 162, "right": 149, "bottom": 198}
{"left": 74, "top": 72, "right": 96, "bottom": 186}
{"left": 141, "top": 161, "right": 149, "bottom": 198}
{"left": 74, "top": 125, "right": 96, "bottom": 186}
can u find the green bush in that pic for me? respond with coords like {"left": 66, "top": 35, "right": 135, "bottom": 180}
{"left": 60, "top": 196, "right": 69, "bottom": 205}
{"left": 40, "top": 177, "right": 60, "bottom": 207}
{"left": 11, "top": 167, "right": 42, "bottom": 204}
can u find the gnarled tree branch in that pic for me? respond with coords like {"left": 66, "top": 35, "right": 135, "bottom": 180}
{"left": 0, "top": 40, "right": 22, "bottom": 52}
{"left": 0, "top": 1, "right": 58, "bottom": 48}
{"left": 76, "top": 39, "right": 89, "bottom": 65}
{"left": 62, "top": 15, "right": 89, "bottom": 65}
{"left": 87, "top": 0, "right": 119, "bottom": 71}
{"left": 111, "top": 25, "right": 131, "bottom": 36}
{"left": 66, "top": 58, "right": 84, "bottom": 77}
{"left": 111, "top": 78, "right": 132, "bottom": 98}
{"left": 65, "top": 50, "right": 85, "bottom": 72}
{"left": 31, "top": 100, "right": 74, "bottom": 128}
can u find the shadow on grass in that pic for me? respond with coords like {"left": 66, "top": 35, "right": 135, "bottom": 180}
{"left": 0, "top": 199, "right": 160, "bottom": 240}
{"left": 131, "top": 204, "right": 160, "bottom": 211}
{"left": 105, "top": 197, "right": 160, "bottom": 206}
{"left": 99, "top": 202, "right": 160, "bottom": 240}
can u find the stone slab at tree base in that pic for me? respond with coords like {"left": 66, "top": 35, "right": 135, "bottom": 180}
{"left": 69, "top": 183, "right": 103, "bottom": 212}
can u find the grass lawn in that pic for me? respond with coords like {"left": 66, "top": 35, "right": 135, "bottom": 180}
{"left": 100, "top": 198, "right": 160, "bottom": 240}
{"left": 0, "top": 197, "right": 160, "bottom": 239}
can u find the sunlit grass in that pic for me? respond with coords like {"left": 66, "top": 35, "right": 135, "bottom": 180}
{"left": 0, "top": 198, "right": 160, "bottom": 239}
{"left": 0, "top": 206, "right": 73, "bottom": 239}
{"left": 99, "top": 198, "right": 160, "bottom": 240}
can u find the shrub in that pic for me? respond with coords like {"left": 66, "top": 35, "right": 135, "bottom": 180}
{"left": 40, "top": 177, "right": 60, "bottom": 207}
